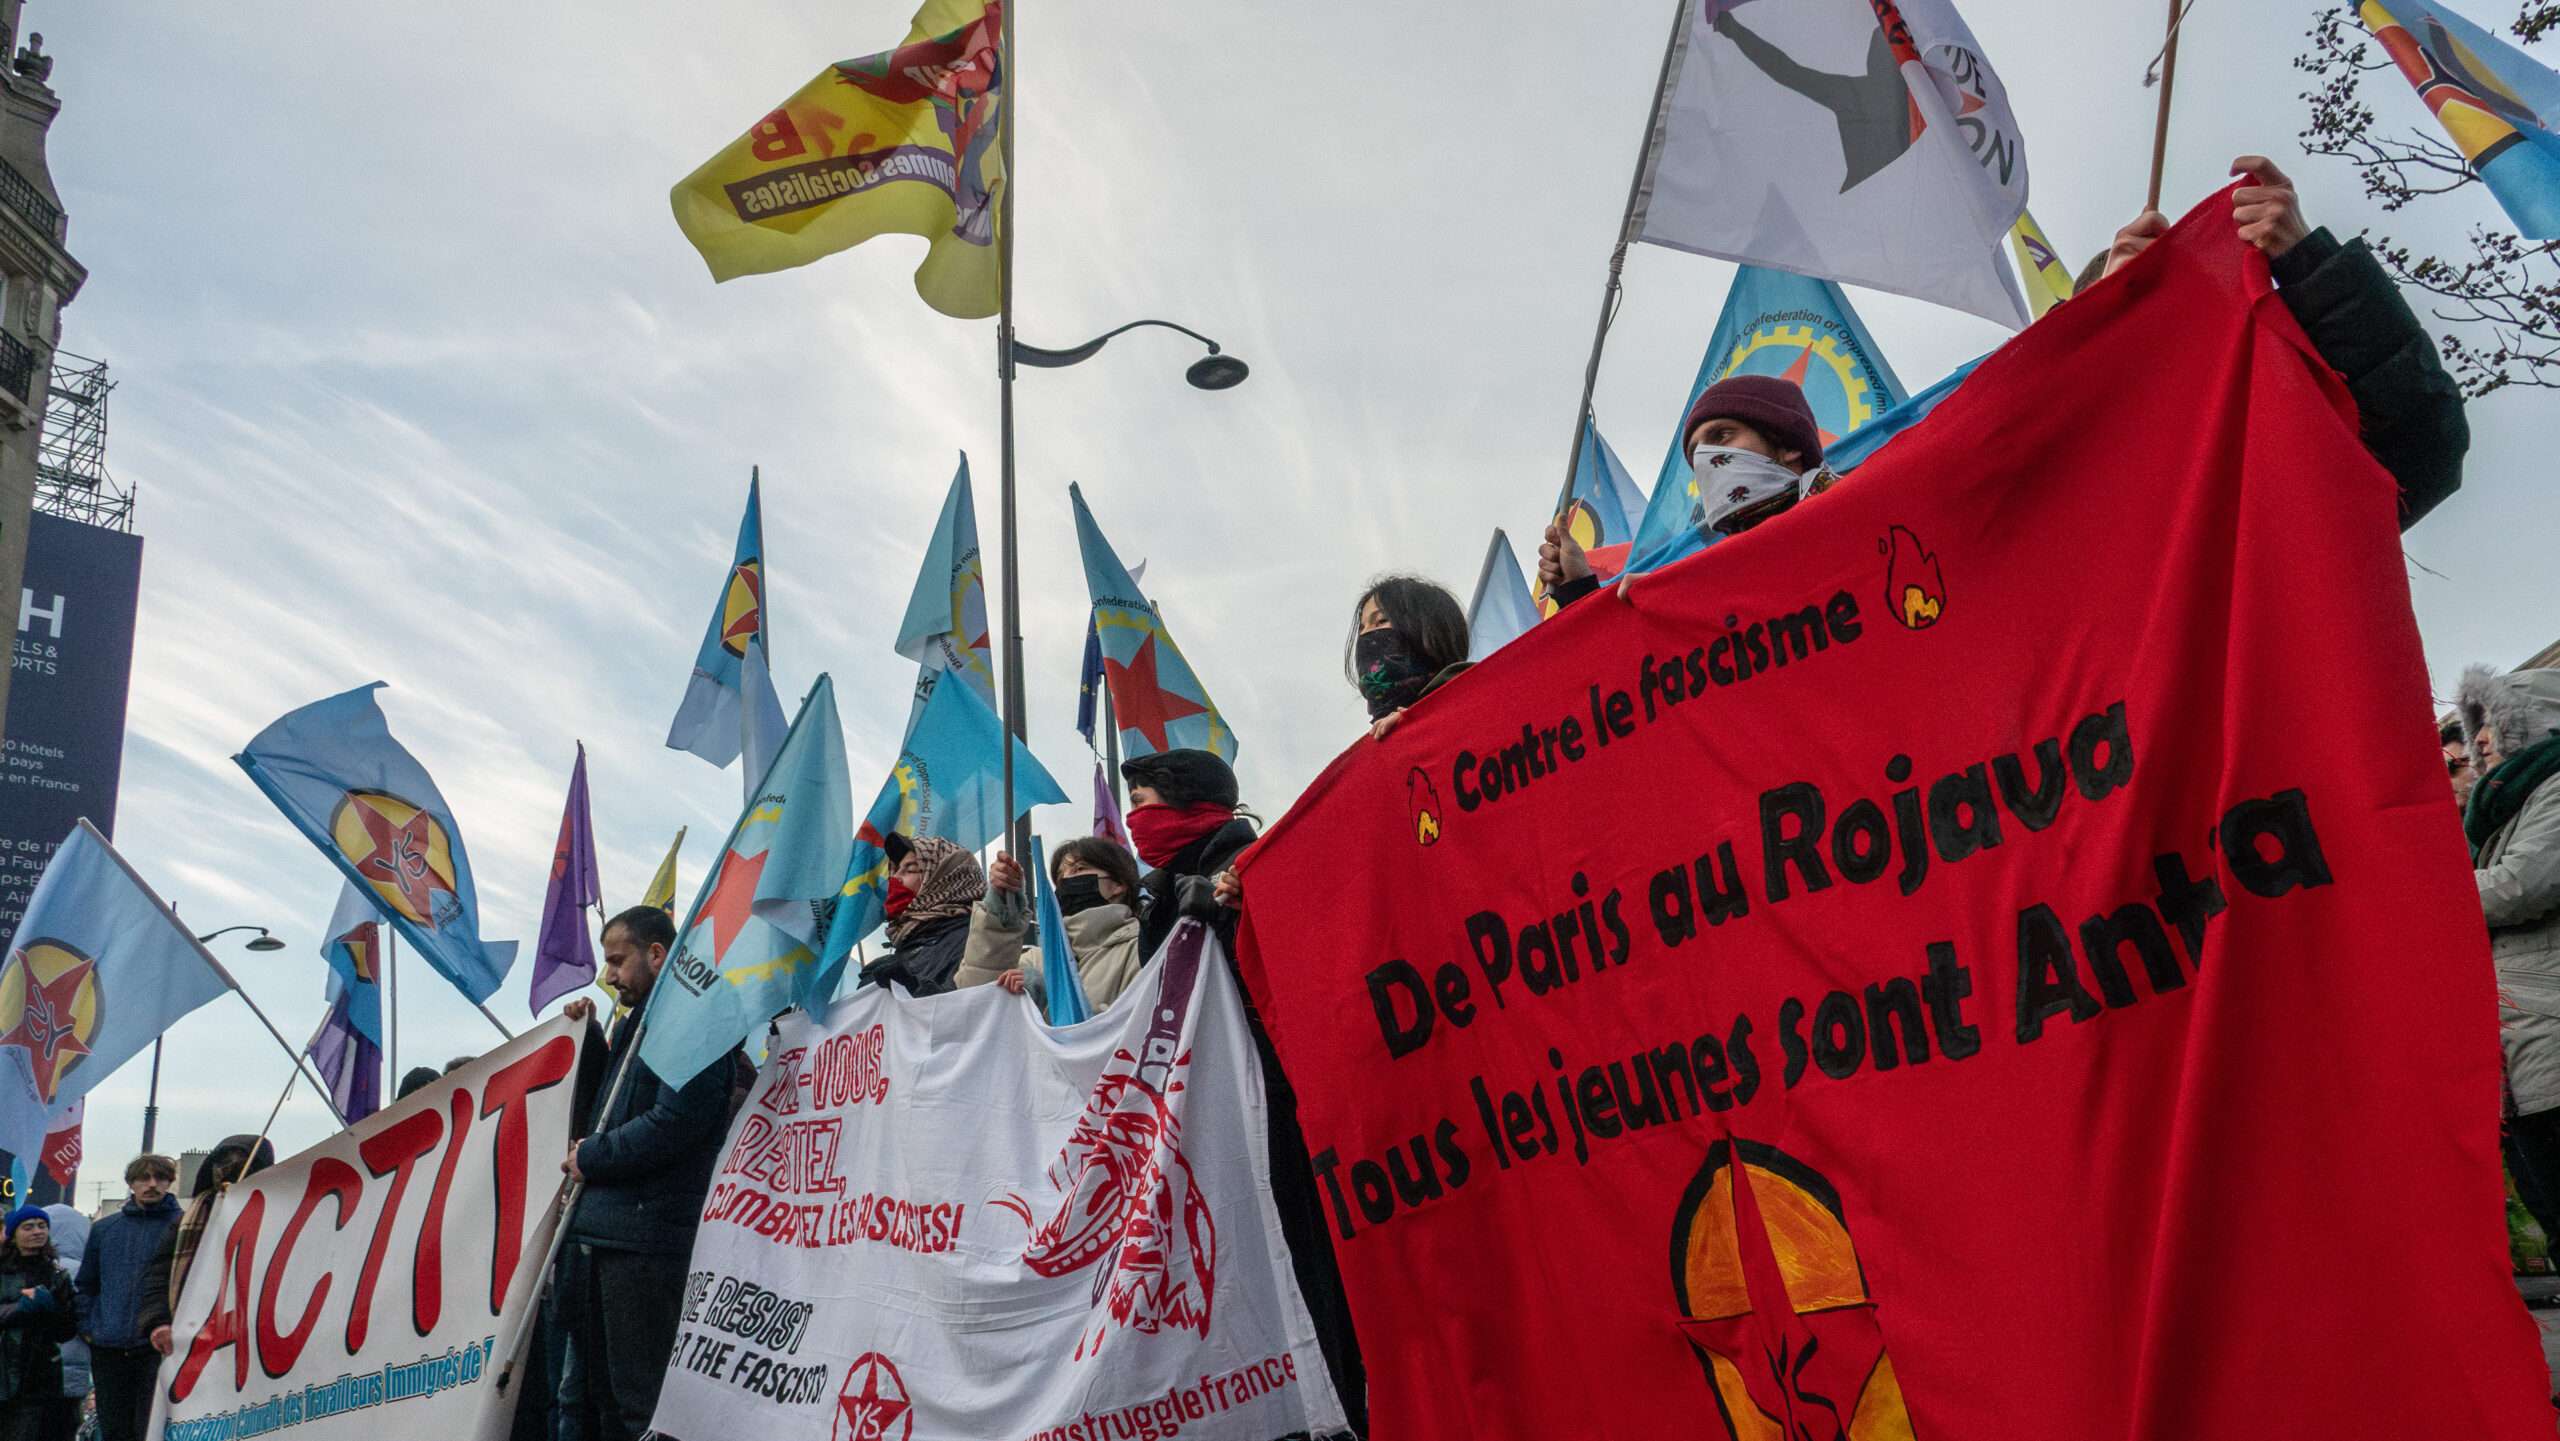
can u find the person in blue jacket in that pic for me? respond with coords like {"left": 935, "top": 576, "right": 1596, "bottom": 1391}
{"left": 74, "top": 1155, "right": 179, "bottom": 1441}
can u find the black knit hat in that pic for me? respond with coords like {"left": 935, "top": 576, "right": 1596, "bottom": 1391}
{"left": 1121, "top": 749, "right": 1239, "bottom": 809}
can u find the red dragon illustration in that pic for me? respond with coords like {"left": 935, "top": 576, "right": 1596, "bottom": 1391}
{"left": 996, "top": 921, "right": 1218, "bottom": 1359}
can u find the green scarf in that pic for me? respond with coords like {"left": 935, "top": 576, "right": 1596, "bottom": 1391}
{"left": 2466, "top": 732, "right": 2560, "bottom": 853}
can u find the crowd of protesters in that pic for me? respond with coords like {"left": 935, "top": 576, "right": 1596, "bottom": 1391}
{"left": 63, "top": 152, "right": 2560, "bottom": 1438}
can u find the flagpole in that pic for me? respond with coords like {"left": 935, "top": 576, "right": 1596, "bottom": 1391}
{"left": 994, "top": 0, "right": 1028, "bottom": 865}
{"left": 1558, "top": 0, "right": 1692, "bottom": 512}
{"left": 2143, "top": 0, "right": 2187, "bottom": 213}
{"left": 385, "top": 926, "right": 399, "bottom": 1084}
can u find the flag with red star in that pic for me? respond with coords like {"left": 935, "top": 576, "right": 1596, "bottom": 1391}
{"left": 668, "top": 468, "right": 790, "bottom": 781}
{"left": 895, "top": 455, "right": 998, "bottom": 729}
{"left": 1068, "top": 484, "right": 1237, "bottom": 763}
{"left": 236, "top": 683, "right": 518, "bottom": 1005}
{"left": 640, "top": 675, "right": 855, "bottom": 1089}
{"left": 819, "top": 672, "right": 1065, "bottom": 972}
{"left": 0, "top": 822, "right": 231, "bottom": 1169}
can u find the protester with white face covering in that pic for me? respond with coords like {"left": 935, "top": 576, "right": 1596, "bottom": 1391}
{"left": 1538, "top": 374, "right": 1836, "bottom": 604}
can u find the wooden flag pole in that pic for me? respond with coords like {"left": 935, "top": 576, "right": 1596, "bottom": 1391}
{"left": 2144, "top": 0, "right": 2190, "bottom": 213}
{"left": 1557, "top": 0, "right": 1693, "bottom": 516}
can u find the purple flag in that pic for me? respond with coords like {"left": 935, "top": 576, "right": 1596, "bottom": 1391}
{"left": 530, "top": 744, "right": 603, "bottom": 1013}
{"left": 1094, "top": 760, "right": 1130, "bottom": 852}
{"left": 308, "top": 985, "right": 381, "bottom": 1123}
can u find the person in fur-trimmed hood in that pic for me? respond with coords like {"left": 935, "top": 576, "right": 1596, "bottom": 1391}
{"left": 2458, "top": 664, "right": 2560, "bottom": 1240}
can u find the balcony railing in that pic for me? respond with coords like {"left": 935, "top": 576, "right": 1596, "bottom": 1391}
{"left": 0, "top": 159, "right": 60, "bottom": 241}
{"left": 0, "top": 330, "right": 36, "bottom": 408}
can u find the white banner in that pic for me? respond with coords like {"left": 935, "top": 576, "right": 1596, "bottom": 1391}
{"left": 652, "top": 921, "right": 1347, "bottom": 1441}
{"left": 1635, "top": 0, "right": 2031, "bottom": 327}
{"left": 151, "top": 1016, "right": 590, "bottom": 1441}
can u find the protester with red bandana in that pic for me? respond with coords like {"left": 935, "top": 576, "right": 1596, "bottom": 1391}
{"left": 855, "top": 834, "right": 986, "bottom": 997}
{"left": 1121, "top": 747, "right": 1369, "bottom": 1432}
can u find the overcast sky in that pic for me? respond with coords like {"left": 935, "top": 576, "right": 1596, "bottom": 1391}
{"left": 28, "top": 0, "right": 2558, "bottom": 1187}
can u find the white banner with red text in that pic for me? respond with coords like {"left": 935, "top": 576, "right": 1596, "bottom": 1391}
{"left": 150, "top": 1016, "right": 588, "bottom": 1441}
{"left": 650, "top": 921, "right": 1347, "bottom": 1441}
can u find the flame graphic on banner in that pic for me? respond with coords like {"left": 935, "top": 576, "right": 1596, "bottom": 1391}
{"left": 1881, "top": 526, "right": 1946, "bottom": 631}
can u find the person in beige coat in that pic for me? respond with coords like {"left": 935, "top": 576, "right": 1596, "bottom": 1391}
{"left": 2459, "top": 665, "right": 2560, "bottom": 1243}
{"left": 956, "top": 837, "right": 1147, "bottom": 1010}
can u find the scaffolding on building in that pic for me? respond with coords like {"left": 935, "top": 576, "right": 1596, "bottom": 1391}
{"left": 32, "top": 348, "right": 128, "bottom": 532}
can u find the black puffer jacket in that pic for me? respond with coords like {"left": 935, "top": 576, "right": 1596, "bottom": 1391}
{"left": 0, "top": 1251, "right": 75, "bottom": 1403}
{"left": 1135, "top": 818, "right": 1258, "bottom": 964}
{"left": 2271, "top": 226, "right": 2469, "bottom": 530}
{"left": 565, "top": 1021, "right": 744, "bottom": 1256}
{"left": 857, "top": 913, "right": 971, "bottom": 997}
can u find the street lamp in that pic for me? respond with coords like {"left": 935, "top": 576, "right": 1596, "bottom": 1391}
{"left": 994, "top": 315, "right": 1247, "bottom": 857}
{"left": 143, "top": 926, "right": 286, "bottom": 1151}
{"left": 1008, "top": 319, "right": 1250, "bottom": 391}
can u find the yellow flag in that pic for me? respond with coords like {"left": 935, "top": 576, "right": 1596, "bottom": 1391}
{"left": 670, "top": 0, "right": 1004, "bottom": 318}
{"left": 2008, "top": 209, "right": 2076, "bottom": 321}
{"left": 641, "top": 826, "right": 687, "bottom": 912}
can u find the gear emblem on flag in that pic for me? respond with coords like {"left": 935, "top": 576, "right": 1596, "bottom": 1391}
{"left": 1722, "top": 325, "right": 1881, "bottom": 448}
{"left": 832, "top": 1351, "right": 914, "bottom": 1441}
{"left": 0, "top": 939, "right": 102, "bottom": 1104}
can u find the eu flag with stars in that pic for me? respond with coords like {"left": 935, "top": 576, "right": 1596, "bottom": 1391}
{"left": 235, "top": 683, "right": 518, "bottom": 1004}
{"left": 1069, "top": 484, "right": 1236, "bottom": 762}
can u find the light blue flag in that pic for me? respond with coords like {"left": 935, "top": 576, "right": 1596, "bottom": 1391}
{"left": 1029, "top": 836, "right": 1092, "bottom": 1026}
{"left": 820, "top": 674, "right": 1069, "bottom": 973}
{"left": 0, "top": 821, "right": 232, "bottom": 1164}
{"left": 1633, "top": 267, "right": 1906, "bottom": 568}
{"left": 640, "top": 675, "right": 854, "bottom": 1088}
{"left": 1563, "top": 419, "right": 1649, "bottom": 547}
{"left": 1824, "top": 355, "right": 1986, "bottom": 474}
{"left": 668, "top": 469, "right": 788, "bottom": 772}
{"left": 2369, "top": 1, "right": 2560, "bottom": 239}
{"left": 235, "top": 683, "right": 518, "bottom": 1004}
{"left": 1465, "top": 529, "right": 1541, "bottom": 663}
{"left": 896, "top": 456, "right": 998, "bottom": 726}
{"left": 319, "top": 881, "right": 385, "bottom": 1046}
{"left": 740, "top": 634, "right": 788, "bottom": 803}
{"left": 1070, "top": 485, "right": 1238, "bottom": 762}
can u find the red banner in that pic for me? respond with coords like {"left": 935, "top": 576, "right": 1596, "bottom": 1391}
{"left": 1236, "top": 193, "right": 2550, "bottom": 1439}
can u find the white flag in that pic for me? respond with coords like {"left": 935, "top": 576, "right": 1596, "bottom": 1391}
{"left": 1634, "top": 0, "right": 2031, "bottom": 327}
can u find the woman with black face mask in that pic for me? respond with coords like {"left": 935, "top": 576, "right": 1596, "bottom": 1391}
{"left": 955, "top": 837, "right": 1147, "bottom": 1008}
{"left": 1347, "top": 575, "right": 1470, "bottom": 741}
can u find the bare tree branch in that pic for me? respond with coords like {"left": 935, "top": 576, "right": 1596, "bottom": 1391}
{"left": 2296, "top": 3, "right": 2560, "bottom": 393}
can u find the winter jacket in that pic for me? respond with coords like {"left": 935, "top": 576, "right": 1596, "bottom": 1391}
{"left": 1135, "top": 818, "right": 1258, "bottom": 965}
{"left": 856, "top": 913, "right": 971, "bottom": 997}
{"left": 955, "top": 899, "right": 1147, "bottom": 1009}
{"left": 137, "top": 1133, "right": 273, "bottom": 1339}
{"left": 0, "top": 1253, "right": 76, "bottom": 1404}
{"left": 2270, "top": 227, "right": 2468, "bottom": 530}
{"left": 2460, "top": 666, "right": 2560, "bottom": 1115}
{"left": 74, "top": 1192, "right": 179, "bottom": 1349}
{"left": 565, "top": 1020, "right": 744, "bottom": 1256}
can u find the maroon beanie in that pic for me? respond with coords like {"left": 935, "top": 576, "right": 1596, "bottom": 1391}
{"left": 1681, "top": 374, "right": 1823, "bottom": 466}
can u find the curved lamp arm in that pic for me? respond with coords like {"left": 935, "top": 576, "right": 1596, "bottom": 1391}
{"left": 1010, "top": 318, "right": 1249, "bottom": 390}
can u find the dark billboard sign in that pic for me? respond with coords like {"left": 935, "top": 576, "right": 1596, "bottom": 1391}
{"left": 3, "top": 511, "right": 143, "bottom": 951}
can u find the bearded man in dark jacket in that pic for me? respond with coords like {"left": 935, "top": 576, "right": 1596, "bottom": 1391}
{"left": 557, "top": 905, "right": 745, "bottom": 1441}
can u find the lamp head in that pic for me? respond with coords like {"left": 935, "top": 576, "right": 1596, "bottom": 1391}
{"left": 1185, "top": 353, "right": 1250, "bottom": 391}
{"left": 245, "top": 931, "right": 286, "bottom": 952}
